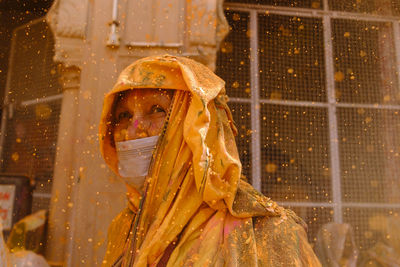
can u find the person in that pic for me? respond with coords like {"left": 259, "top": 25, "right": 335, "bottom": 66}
{"left": 0, "top": 216, "right": 49, "bottom": 267}
{"left": 314, "top": 222, "right": 358, "bottom": 266}
{"left": 99, "top": 55, "right": 321, "bottom": 266}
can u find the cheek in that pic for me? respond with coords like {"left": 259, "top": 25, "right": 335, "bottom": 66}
{"left": 148, "top": 118, "right": 166, "bottom": 136}
{"left": 113, "top": 124, "right": 128, "bottom": 142}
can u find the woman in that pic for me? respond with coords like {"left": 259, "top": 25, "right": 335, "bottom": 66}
{"left": 99, "top": 55, "right": 321, "bottom": 266}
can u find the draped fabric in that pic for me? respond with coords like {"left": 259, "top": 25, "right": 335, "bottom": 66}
{"left": 314, "top": 223, "right": 359, "bottom": 266}
{"left": 99, "top": 55, "right": 321, "bottom": 266}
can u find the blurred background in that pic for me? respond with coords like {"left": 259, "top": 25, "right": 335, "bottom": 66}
{"left": 0, "top": 0, "right": 399, "bottom": 266}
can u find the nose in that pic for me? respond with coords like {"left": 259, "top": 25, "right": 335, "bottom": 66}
{"left": 126, "top": 117, "right": 149, "bottom": 140}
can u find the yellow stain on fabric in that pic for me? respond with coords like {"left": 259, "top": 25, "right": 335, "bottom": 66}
{"left": 99, "top": 55, "right": 321, "bottom": 266}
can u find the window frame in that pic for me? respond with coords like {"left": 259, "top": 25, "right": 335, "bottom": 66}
{"left": 224, "top": 1, "right": 400, "bottom": 223}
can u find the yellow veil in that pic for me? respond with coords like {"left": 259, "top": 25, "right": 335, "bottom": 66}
{"left": 99, "top": 55, "right": 321, "bottom": 266}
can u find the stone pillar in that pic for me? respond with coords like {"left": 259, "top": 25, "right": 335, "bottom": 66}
{"left": 44, "top": 0, "right": 88, "bottom": 264}
{"left": 45, "top": 65, "right": 81, "bottom": 265}
{"left": 184, "top": 0, "right": 228, "bottom": 71}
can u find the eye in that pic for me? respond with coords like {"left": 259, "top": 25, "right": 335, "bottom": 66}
{"left": 117, "top": 111, "right": 132, "bottom": 121}
{"left": 151, "top": 105, "right": 166, "bottom": 114}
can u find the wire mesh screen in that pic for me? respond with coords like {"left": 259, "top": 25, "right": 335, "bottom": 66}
{"left": 2, "top": 20, "right": 62, "bottom": 211}
{"left": 393, "top": 0, "right": 400, "bottom": 15}
{"left": 332, "top": 19, "right": 399, "bottom": 104}
{"left": 32, "top": 196, "right": 51, "bottom": 213}
{"left": 338, "top": 108, "right": 400, "bottom": 203}
{"left": 216, "top": 11, "right": 251, "bottom": 99}
{"left": 343, "top": 208, "right": 400, "bottom": 252}
{"left": 289, "top": 206, "right": 333, "bottom": 244}
{"left": 225, "top": 0, "right": 323, "bottom": 9}
{"left": 228, "top": 102, "right": 252, "bottom": 181}
{"left": 258, "top": 14, "right": 326, "bottom": 102}
{"left": 8, "top": 20, "right": 61, "bottom": 102}
{"left": 218, "top": 4, "right": 400, "bottom": 260}
{"left": 328, "top": 0, "right": 398, "bottom": 16}
{"left": 2, "top": 100, "right": 61, "bottom": 181}
{"left": 260, "top": 104, "right": 331, "bottom": 202}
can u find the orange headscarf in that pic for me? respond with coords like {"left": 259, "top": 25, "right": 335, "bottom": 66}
{"left": 99, "top": 55, "right": 321, "bottom": 266}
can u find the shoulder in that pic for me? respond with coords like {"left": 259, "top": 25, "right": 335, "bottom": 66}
{"left": 103, "top": 208, "right": 135, "bottom": 266}
{"left": 253, "top": 208, "right": 307, "bottom": 247}
{"left": 252, "top": 209, "right": 322, "bottom": 267}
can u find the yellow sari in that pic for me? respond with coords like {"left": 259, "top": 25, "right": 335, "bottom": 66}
{"left": 99, "top": 55, "right": 321, "bottom": 266}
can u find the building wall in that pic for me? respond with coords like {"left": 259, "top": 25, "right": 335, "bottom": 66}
{"left": 45, "top": 0, "right": 226, "bottom": 265}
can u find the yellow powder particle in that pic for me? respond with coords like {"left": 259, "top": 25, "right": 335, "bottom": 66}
{"left": 11, "top": 152, "right": 19, "bottom": 162}
{"left": 265, "top": 163, "right": 278, "bottom": 173}
{"left": 334, "top": 71, "right": 344, "bottom": 82}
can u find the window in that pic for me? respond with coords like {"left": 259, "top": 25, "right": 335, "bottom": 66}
{"left": 1, "top": 20, "right": 62, "bottom": 213}
{"left": 216, "top": 1, "right": 400, "bottom": 252}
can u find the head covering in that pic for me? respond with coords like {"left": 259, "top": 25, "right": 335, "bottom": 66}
{"left": 357, "top": 216, "right": 400, "bottom": 266}
{"left": 99, "top": 55, "right": 276, "bottom": 214}
{"left": 99, "top": 55, "right": 319, "bottom": 266}
{"left": 315, "top": 222, "right": 358, "bottom": 267}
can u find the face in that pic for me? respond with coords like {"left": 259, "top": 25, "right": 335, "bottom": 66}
{"left": 113, "top": 89, "right": 172, "bottom": 142}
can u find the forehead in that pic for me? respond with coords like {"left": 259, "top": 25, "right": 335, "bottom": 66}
{"left": 117, "top": 89, "right": 172, "bottom": 105}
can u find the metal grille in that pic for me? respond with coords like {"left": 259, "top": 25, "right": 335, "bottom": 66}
{"left": 393, "top": 1, "right": 400, "bottom": 15}
{"left": 290, "top": 206, "right": 333, "bottom": 243}
{"left": 216, "top": 11, "right": 251, "bottom": 99}
{"left": 2, "top": 20, "right": 62, "bottom": 211}
{"left": 338, "top": 108, "right": 400, "bottom": 203}
{"left": 225, "top": 0, "right": 323, "bottom": 9}
{"left": 229, "top": 102, "right": 252, "bottom": 181}
{"left": 343, "top": 208, "right": 400, "bottom": 251}
{"left": 260, "top": 104, "right": 331, "bottom": 202}
{"left": 220, "top": 1, "right": 400, "bottom": 258}
{"left": 328, "top": 0, "right": 398, "bottom": 16}
{"left": 31, "top": 195, "right": 51, "bottom": 213}
{"left": 258, "top": 14, "right": 326, "bottom": 102}
{"left": 2, "top": 100, "right": 61, "bottom": 181}
{"left": 8, "top": 20, "right": 61, "bottom": 102}
{"left": 332, "top": 19, "right": 399, "bottom": 104}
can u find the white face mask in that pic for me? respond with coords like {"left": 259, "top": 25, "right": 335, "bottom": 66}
{"left": 116, "top": 135, "right": 159, "bottom": 191}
